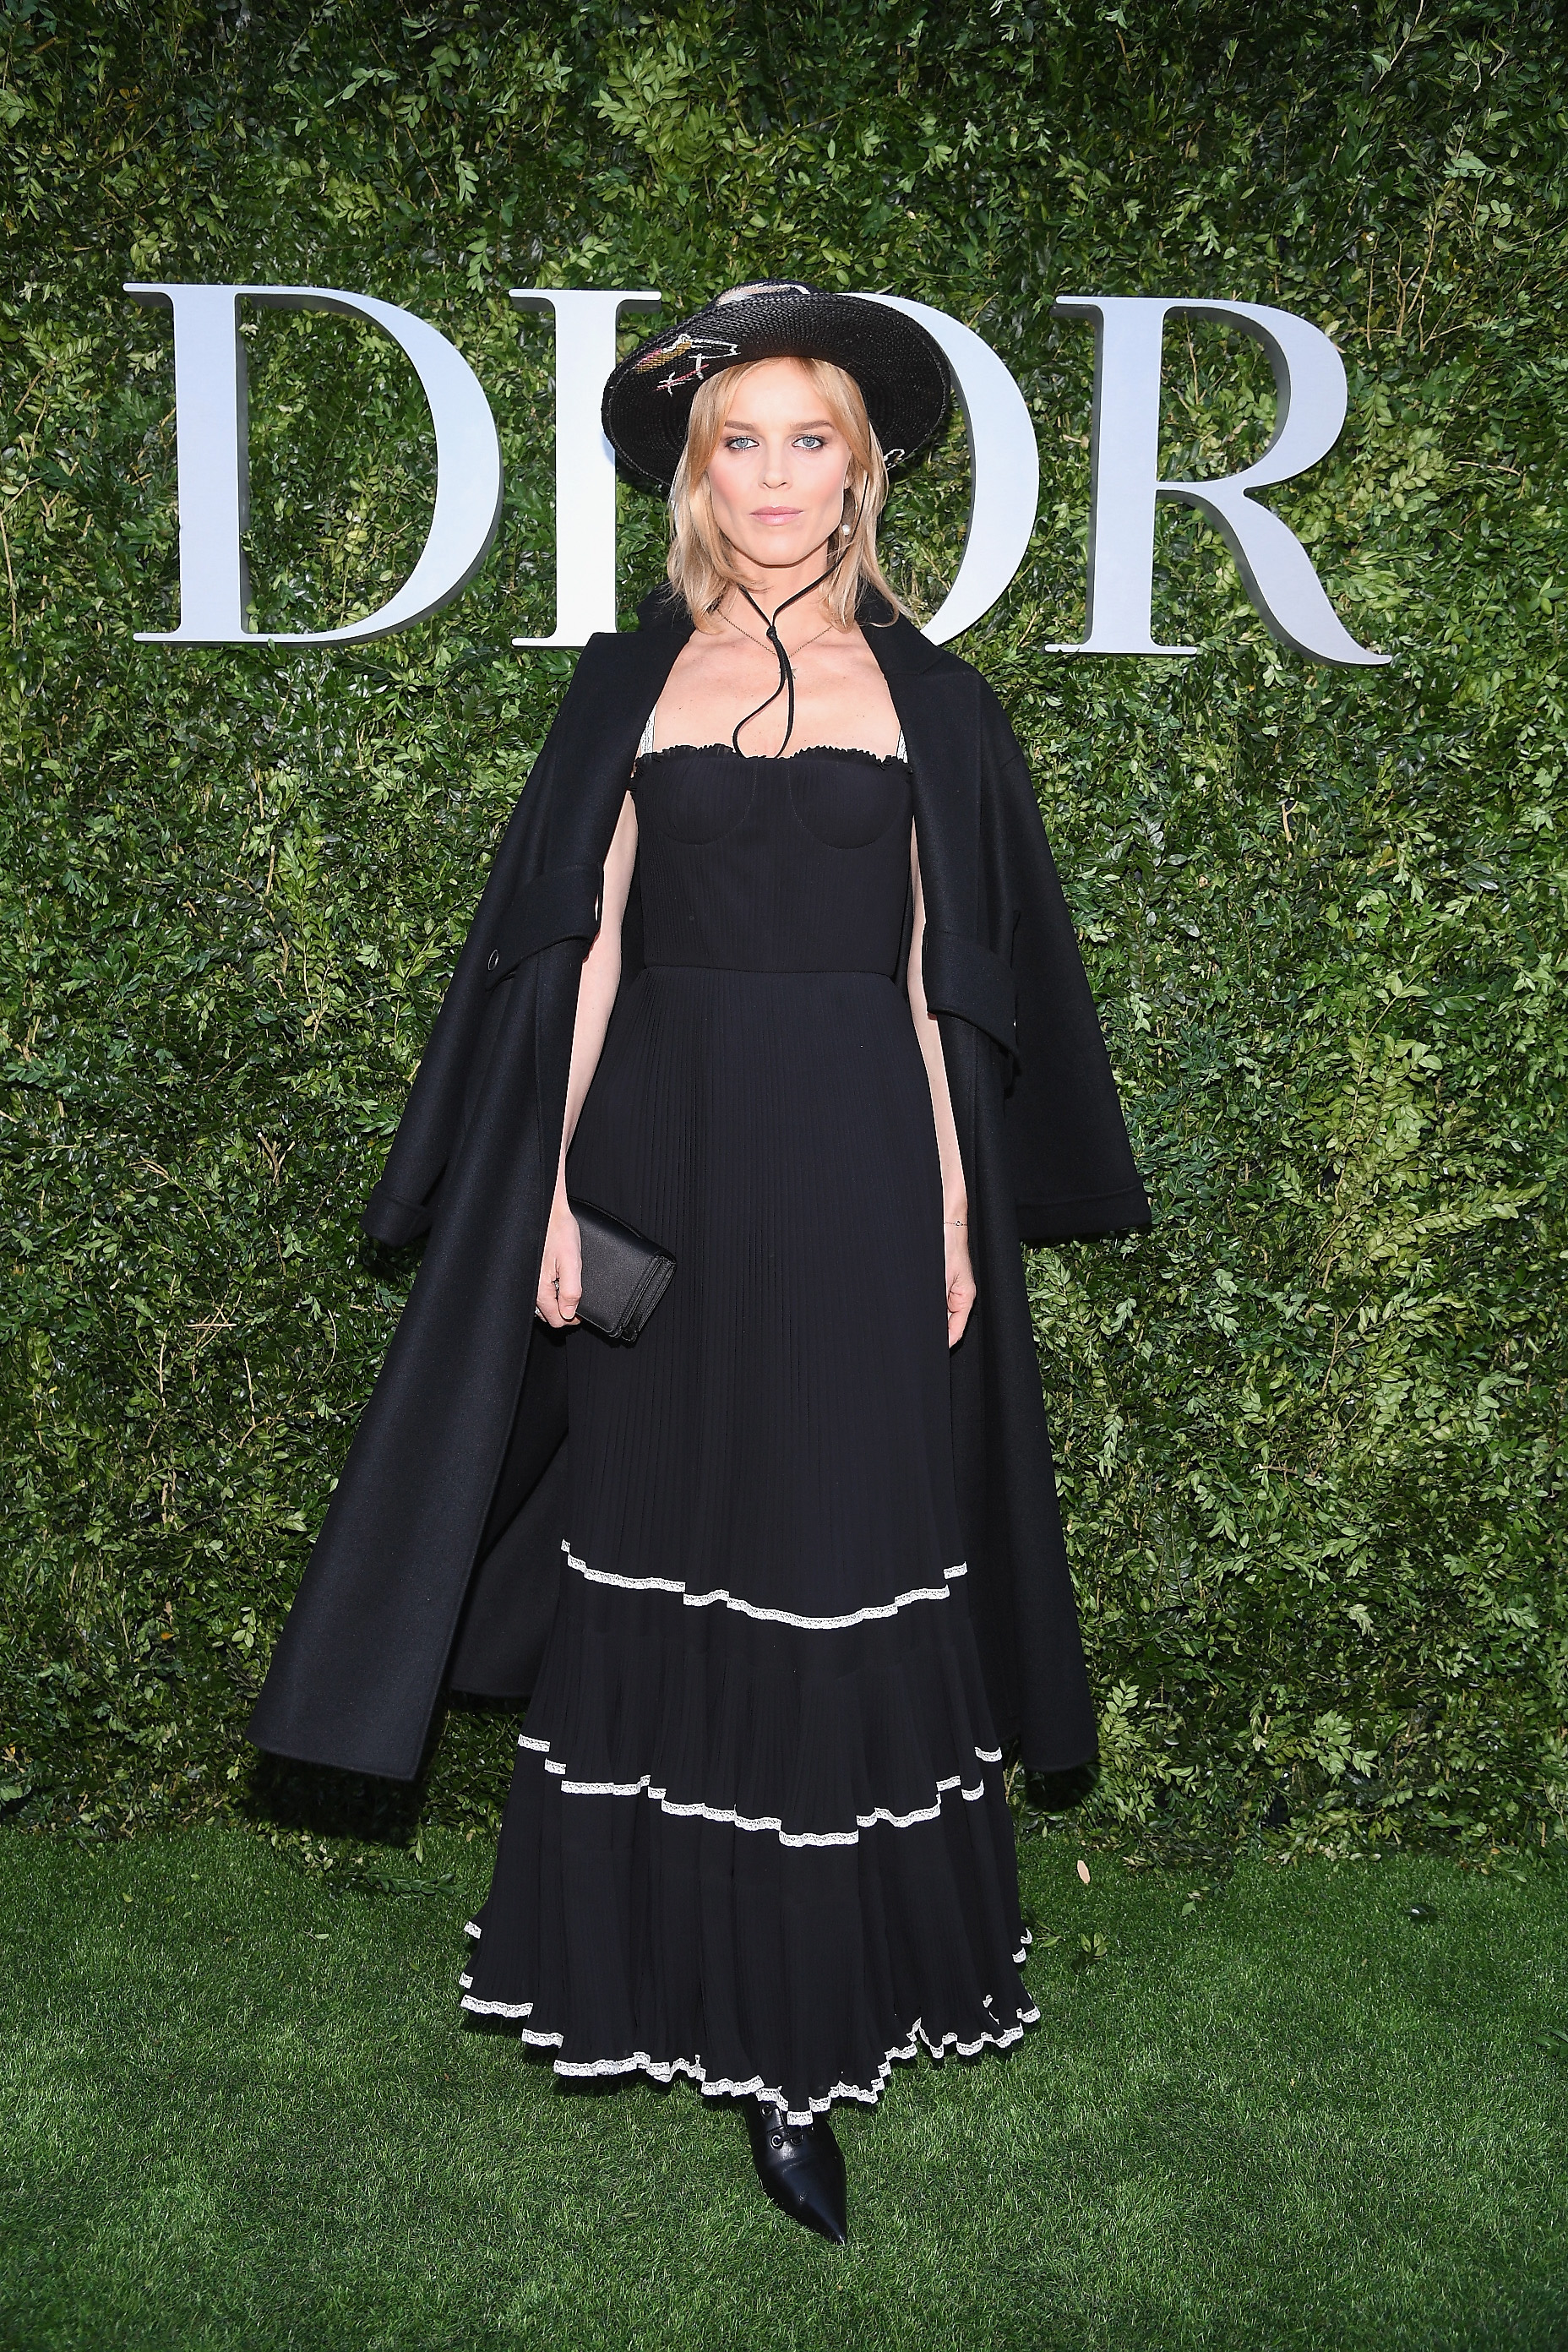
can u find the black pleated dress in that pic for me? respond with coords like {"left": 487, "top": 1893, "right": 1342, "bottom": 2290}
{"left": 458, "top": 733, "right": 1037, "bottom": 2123}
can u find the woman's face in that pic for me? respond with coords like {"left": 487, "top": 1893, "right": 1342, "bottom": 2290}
{"left": 702, "top": 359, "right": 852, "bottom": 575}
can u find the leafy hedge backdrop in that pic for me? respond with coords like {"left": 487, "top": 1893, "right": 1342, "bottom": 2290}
{"left": 1, "top": 0, "right": 1564, "bottom": 1858}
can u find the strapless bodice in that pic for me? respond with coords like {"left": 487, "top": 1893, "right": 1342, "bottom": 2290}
{"left": 631, "top": 743, "right": 912, "bottom": 975}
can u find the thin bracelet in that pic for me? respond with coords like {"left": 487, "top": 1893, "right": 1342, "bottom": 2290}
{"left": 945, "top": 1217, "right": 968, "bottom": 1228}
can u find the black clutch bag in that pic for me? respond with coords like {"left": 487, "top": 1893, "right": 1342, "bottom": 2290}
{"left": 568, "top": 1198, "right": 677, "bottom": 1343}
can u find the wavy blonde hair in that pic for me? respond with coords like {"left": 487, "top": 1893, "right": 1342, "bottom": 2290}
{"left": 666, "top": 357, "right": 903, "bottom": 633}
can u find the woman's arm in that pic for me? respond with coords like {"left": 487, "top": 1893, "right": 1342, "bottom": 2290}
{"left": 536, "top": 791, "right": 639, "bottom": 1328}
{"left": 906, "top": 827, "right": 977, "bottom": 1348}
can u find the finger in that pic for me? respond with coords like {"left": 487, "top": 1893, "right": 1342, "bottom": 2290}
{"left": 556, "top": 1241, "right": 583, "bottom": 1326}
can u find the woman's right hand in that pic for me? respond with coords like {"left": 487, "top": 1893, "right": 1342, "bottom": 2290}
{"left": 536, "top": 1190, "right": 583, "bottom": 1328}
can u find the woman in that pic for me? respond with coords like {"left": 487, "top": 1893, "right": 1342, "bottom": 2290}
{"left": 249, "top": 283, "right": 1149, "bottom": 2244}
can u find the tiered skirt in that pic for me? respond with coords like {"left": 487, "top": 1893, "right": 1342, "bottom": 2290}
{"left": 458, "top": 963, "right": 1038, "bottom": 2121}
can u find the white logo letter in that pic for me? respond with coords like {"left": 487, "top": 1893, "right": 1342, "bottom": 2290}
{"left": 127, "top": 282, "right": 504, "bottom": 645}
{"left": 863, "top": 293, "right": 1039, "bottom": 647}
{"left": 1050, "top": 296, "right": 1387, "bottom": 667}
{"left": 509, "top": 288, "right": 661, "bottom": 646}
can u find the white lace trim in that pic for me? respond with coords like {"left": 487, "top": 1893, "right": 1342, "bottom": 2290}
{"left": 561, "top": 1539, "right": 966, "bottom": 1631}
{"left": 636, "top": 710, "right": 906, "bottom": 766}
{"left": 473, "top": 1917, "right": 1027, "bottom": 1968}
{"left": 455, "top": 2001, "right": 1040, "bottom": 2122}
{"left": 513, "top": 1732, "right": 999, "bottom": 1847}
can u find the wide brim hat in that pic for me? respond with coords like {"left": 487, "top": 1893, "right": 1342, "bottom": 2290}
{"left": 602, "top": 280, "right": 952, "bottom": 493}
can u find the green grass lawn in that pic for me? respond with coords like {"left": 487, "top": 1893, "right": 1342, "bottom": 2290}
{"left": 2, "top": 1822, "right": 1565, "bottom": 2352}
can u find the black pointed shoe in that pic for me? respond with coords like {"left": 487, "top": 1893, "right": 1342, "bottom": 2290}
{"left": 743, "top": 2097, "right": 848, "bottom": 2244}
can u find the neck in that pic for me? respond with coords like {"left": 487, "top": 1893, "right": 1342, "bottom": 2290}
{"left": 724, "top": 538, "right": 841, "bottom": 628}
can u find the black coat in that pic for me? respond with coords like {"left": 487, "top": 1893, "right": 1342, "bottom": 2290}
{"left": 248, "top": 592, "right": 1150, "bottom": 1784}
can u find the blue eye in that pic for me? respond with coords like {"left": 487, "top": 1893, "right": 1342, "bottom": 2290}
{"left": 723, "top": 433, "right": 759, "bottom": 451}
{"left": 796, "top": 434, "right": 825, "bottom": 450}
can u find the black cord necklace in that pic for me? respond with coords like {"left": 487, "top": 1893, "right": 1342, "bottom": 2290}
{"left": 728, "top": 545, "right": 847, "bottom": 755}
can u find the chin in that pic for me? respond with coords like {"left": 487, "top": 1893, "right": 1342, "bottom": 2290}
{"left": 734, "top": 531, "right": 830, "bottom": 568}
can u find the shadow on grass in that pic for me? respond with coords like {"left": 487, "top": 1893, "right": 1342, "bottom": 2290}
{"left": 239, "top": 1693, "right": 514, "bottom": 1848}
{"left": 1022, "top": 1758, "right": 1098, "bottom": 1816}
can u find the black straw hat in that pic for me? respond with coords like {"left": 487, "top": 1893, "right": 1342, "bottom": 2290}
{"left": 602, "top": 280, "right": 952, "bottom": 493}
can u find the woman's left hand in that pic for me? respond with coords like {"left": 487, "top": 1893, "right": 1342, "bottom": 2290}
{"left": 945, "top": 1216, "right": 977, "bottom": 1348}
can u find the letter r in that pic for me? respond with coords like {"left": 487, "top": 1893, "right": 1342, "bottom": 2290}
{"left": 1050, "top": 295, "right": 1388, "bottom": 667}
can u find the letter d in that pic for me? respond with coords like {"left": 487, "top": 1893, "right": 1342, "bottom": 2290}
{"left": 127, "top": 283, "right": 504, "bottom": 644}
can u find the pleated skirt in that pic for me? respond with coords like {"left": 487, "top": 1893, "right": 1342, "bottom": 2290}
{"left": 459, "top": 965, "right": 1037, "bottom": 2121}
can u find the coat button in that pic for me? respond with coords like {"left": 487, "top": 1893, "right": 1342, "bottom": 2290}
{"left": 487, "top": 949, "right": 499, "bottom": 972}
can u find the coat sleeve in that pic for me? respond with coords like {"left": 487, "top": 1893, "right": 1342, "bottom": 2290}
{"left": 981, "top": 690, "right": 1152, "bottom": 1243}
{"left": 361, "top": 650, "right": 607, "bottom": 1244}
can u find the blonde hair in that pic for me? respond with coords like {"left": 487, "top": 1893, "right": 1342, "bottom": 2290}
{"left": 665, "top": 357, "right": 903, "bottom": 633}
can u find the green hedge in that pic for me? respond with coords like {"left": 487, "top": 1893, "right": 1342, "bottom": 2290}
{"left": 2, "top": 0, "right": 1564, "bottom": 1854}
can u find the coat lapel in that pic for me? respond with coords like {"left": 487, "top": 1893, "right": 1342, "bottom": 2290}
{"left": 866, "top": 612, "right": 983, "bottom": 941}
{"left": 547, "top": 602, "right": 695, "bottom": 868}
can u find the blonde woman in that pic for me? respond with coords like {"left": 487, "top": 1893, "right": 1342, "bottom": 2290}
{"left": 250, "top": 284, "right": 1150, "bottom": 2242}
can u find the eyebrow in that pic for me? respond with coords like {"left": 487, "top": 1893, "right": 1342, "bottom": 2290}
{"left": 721, "top": 416, "right": 838, "bottom": 433}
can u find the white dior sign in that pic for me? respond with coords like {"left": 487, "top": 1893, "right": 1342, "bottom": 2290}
{"left": 126, "top": 280, "right": 1387, "bottom": 667}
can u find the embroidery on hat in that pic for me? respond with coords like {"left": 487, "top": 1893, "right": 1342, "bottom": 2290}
{"left": 634, "top": 333, "right": 694, "bottom": 374}
{"left": 634, "top": 333, "right": 738, "bottom": 393}
{"left": 714, "top": 280, "right": 813, "bottom": 304}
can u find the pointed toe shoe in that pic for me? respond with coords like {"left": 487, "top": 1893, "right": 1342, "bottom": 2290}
{"left": 743, "top": 2098, "right": 848, "bottom": 2244}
